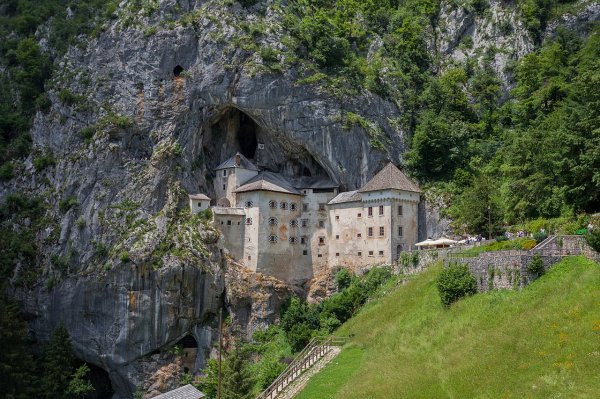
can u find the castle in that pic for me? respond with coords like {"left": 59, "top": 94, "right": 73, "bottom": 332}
{"left": 189, "top": 153, "right": 422, "bottom": 282}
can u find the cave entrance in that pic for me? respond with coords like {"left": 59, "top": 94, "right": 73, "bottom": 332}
{"left": 83, "top": 363, "right": 114, "bottom": 399}
{"left": 237, "top": 112, "right": 257, "bottom": 159}
{"left": 177, "top": 334, "right": 198, "bottom": 373}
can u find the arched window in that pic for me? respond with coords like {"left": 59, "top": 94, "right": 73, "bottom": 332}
{"left": 269, "top": 235, "right": 278, "bottom": 243}
{"left": 268, "top": 217, "right": 278, "bottom": 225}
{"left": 289, "top": 219, "right": 298, "bottom": 227}
{"left": 289, "top": 236, "right": 297, "bottom": 244}
{"left": 280, "top": 201, "right": 288, "bottom": 210}
{"left": 290, "top": 203, "right": 297, "bottom": 211}
{"left": 269, "top": 200, "right": 277, "bottom": 209}
{"left": 244, "top": 201, "right": 253, "bottom": 208}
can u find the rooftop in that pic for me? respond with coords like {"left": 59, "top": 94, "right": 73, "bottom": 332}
{"left": 215, "top": 152, "right": 259, "bottom": 171}
{"left": 358, "top": 162, "right": 421, "bottom": 193}
{"left": 188, "top": 193, "right": 211, "bottom": 201}
{"left": 328, "top": 190, "right": 362, "bottom": 205}
{"left": 151, "top": 384, "right": 205, "bottom": 399}
{"left": 234, "top": 172, "right": 302, "bottom": 195}
{"left": 212, "top": 207, "right": 246, "bottom": 216}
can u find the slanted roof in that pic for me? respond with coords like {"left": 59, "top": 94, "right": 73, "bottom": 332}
{"left": 234, "top": 172, "right": 302, "bottom": 195}
{"left": 215, "top": 152, "right": 259, "bottom": 171}
{"left": 358, "top": 163, "right": 421, "bottom": 193}
{"left": 151, "top": 384, "right": 205, "bottom": 399}
{"left": 188, "top": 193, "right": 211, "bottom": 201}
{"left": 289, "top": 176, "right": 338, "bottom": 190}
{"left": 328, "top": 190, "right": 362, "bottom": 205}
{"left": 212, "top": 207, "right": 246, "bottom": 216}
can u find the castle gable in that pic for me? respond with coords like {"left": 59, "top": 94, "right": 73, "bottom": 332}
{"left": 358, "top": 162, "right": 420, "bottom": 193}
{"left": 234, "top": 172, "right": 302, "bottom": 195}
{"left": 215, "top": 152, "right": 259, "bottom": 171}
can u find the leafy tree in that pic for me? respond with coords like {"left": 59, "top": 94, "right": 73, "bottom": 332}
{"left": 335, "top": 268, "right": 353, "bottom": 291}
{"left": 66, "top": 364, "right": 94, "bottom": 399}
{"left": 437, "top": 264, "right": 477, "bottom": 307}
{"left": 222, "top": 346, "right": 253, "bottom": 399}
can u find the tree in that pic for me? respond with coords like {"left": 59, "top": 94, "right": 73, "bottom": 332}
{"left": 222, "top": 347, "right": 253, "bottom": 399}
{"left": 450, "top": 175, "right": 503, "bottom": 237}
{"left": 41, "top": 322, "right": 75, "bottom": 399}
{"left": 66, "top": 364, "right": 94, "bottom": 399}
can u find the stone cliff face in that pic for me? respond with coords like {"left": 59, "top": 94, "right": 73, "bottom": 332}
{"left": 2, "top": 0, "right": 599, "bottom": 397}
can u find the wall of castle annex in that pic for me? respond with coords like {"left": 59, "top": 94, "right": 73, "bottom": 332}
{"left": 213, "top": 208, "right": 246, "bottom": 260}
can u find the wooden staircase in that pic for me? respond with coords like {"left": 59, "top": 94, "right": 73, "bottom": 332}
{"left": 255, "top": 336, "right": 347, "bottom": 399}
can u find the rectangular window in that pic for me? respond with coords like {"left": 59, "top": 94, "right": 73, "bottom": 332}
{"left": 379, "top": 226, "right": 384, "bottom": 236}
{"left": 336, "top": 253, "right": 340, "bottom": 257}
{"left": 222, "top": 184, "right": 226, "bottom": 190}
{"left": 301, "top": 219, "right": 308, "bottom": 227}
{"left": 247, "top": 256, "right": 251, "bottom": 260}
{"left": 227, "top": 220, "right": 232, "bottom": 226}
{"left": 398, "top": 226, "right": 403, "bottom": 237}
{"left": 319, "top": 236, "right": 325, "bottom": 245}
{"left": 335, "top": 215, "right": 339, "bottom": 221}
{"left": 302, "top": 203, "right": 308, "bottom": 211}
{"left": 368, "top": 251, "right": 374, "bottom": 256}
{"left": 223, "top": 170, "right": 227, "bottom": 176}
{"left": 290, "top": 203, "right": 297, "bottom": 211}
{"left": 318, "top": 254, "right": 323, "bottom": 257}
{"left": 357, "top": 212, "right": 362, "bottom": 218}
{"left": 246, "top": 218, "right": 252, "bottom": 225}
{"left": 358, "top": 251, "right": 362, "bottom": 256}
{"left": 318, "top": 220, "right": 325, "bottom": 228}
{"left": 336, "top": 235, "right": 339, "bottom": 239}
{"left": 368, "top": 207, "right": 373, "bottom": 217}
{"left": 303, "top": 250, "right": 308, "bottom": 255}
{"left": 318, "top": 203, "right": 326, "bottom": 211}
{"left": 379, "top": 250, "right": 384, "bottom": 256}
{"left": 368, "top": 227, "right": 373, "bottom": 237}
{"left": 379, "top": 205, "right": 384, "bottom": 216}
{"left": 357, "top": 233, "right": 362, "bottom": 238}
{"left": 398, "top": 205, "right": 403, "bottom": 216}
{"left": 301, "top": 236, "right": 307, "bottom": 244}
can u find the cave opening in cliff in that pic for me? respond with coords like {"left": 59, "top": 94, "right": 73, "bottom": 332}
{"left": 173, "top": 65, "right": 183, "bottom": 77}
{"left": 237, "top": 112, "right": 257, "bottom": 159}
{"left": 84, "top": 363, "right": 114, "bottom": 399}
{"left": 176, "top": 334, "right": 198, "bottom": 373}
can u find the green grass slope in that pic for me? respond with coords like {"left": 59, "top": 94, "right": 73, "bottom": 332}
{"left": 297, "top": 257, "right": 600, "bottom": 398}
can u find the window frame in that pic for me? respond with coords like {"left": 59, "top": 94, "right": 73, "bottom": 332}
{"left": 268, "top": 217, "right": 278, "bottom": 226}
{"left": 379, "top": 226, "right": 385, "bottom": 236}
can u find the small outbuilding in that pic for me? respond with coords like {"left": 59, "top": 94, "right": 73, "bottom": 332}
{"left": 188, "top": 194, "right": 211, "bottom": 214}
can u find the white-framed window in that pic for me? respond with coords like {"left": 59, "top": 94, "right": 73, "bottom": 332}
{"left": 290, "top": 219, "right": 298, "bottom": 227}
{"left": 227, "top": 220, "right": 232, "bottom": 226}
{"left": 244, "top": 201, "right": 253, "bottom": 208}
{"left": 368, "top": 207, "right": 373, "bottom": 217}
{"left": 268, "top": 217, "right": 278, "bottom": 225}
{"left": 357, "top": 233, "right": 362, "bottom": 238}
{"left": 289, "top": 236, "right": 297, "bottom": 244}
{"left": 269, "top": 200, "right": 277, "bottom": 209}
{"left": 379, "top": 226, "right": 385, "bottom": 236}
{"left": 398, "top": 226, "right": 403, "bottom": 237}
{"left": 398, "top": 205, "right": 403, "bottom": 216}
{"left": 245, "top": 217, "right": 252, "bottom": 225}
{"left": 280, "top": 201, "right": 288, "bottom": 210}
{"left": 290, "top": 203, "right": 297, "bottom": 211}
{"left": 368, "top": 227, "right": 373, "bottom": 237}
{"left": 269, "top": 235, "right": 278, "bottom": 243}
{"left": 379, "top": 205, "right": 384, "bottom": 216}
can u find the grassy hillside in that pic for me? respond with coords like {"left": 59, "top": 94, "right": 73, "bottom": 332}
{"left": 297, "top": 257, "right": 600, "bottom": 398}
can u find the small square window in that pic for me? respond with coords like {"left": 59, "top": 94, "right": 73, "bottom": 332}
{"left": 318, "top": 203, "right": 326, "bottom": 211}
{"left": 246, "top": 218, "right": 252, "bottom": 225}
{"left": 379, "top": 250, "right": 384, "bottom": 256}
{"left": 318, "top": 220, "right": 325, "bottom": 228}
{"left": 336, "top": 235, "right": 339, "bottom": 239}
{"left": 303, "top": 250, "right": 308, "bottom": 255}
{"left": 244, "top": 201, "right": 253, "bottom": 208}
{"left": 357, "top": 213, "right": 362, "bottom": 218}
{"left": 290, "top": 203, "right": 297, "bottom": 211}
{"left": 358, "top": 251, "right": 362, "bottom": 256}
{"left": 301, "top": 219, "right": 308, "bottom": 227}
{"left": 398, "top": 205, "right": 403, "bottom": 216}
{"left": 301, "top": 236, "right": 307, "bottom": 244}
{"left": 357, "top": 233, "right": 362, "bottom": 238}
{"left": 269, "top": 200, "right": 277, "bottom": 209}
{"left": 336, "top": 253, "right": 340, "bottom": 257}
{"left": 318, "top": 254, "right": 323, "bottom": 257}
{"left": 368, "top": 251, "right": 374, "bottom": 256}
{"left": 318, "top": 237, "right": 325, "bottom": 245}
{"left": 335, "top": 215, "right": 339, "bottom": 221}
{"left": 247, "top": 256, "right": 251, "bottom": 260}
{"left": 280, "top": 202, "right": 288, "bottom": 210}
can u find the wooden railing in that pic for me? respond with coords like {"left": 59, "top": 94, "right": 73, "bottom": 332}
{"left": 255, "top": 336, "right": 347, "bottom": 399}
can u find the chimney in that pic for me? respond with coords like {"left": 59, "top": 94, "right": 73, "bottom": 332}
{"left": 235, "top": 153, "right": 241, "bottom": 166}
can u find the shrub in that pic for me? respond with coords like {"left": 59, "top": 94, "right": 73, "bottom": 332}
{"left": 0, "top": 162, "right": 15, "bottom": 180}
{"left": 33, "top": 152, "right": 56, "bottom": 172}
{"left": 58, "top": 196, "right": 78, "bottom": 213}
{"left": 495, "top": 235, "right": 508, "bottom": 242}
{"left": 119, "top": 251, "right": 131, "bottom": 263}
{"left": 79, "top": 126, "right": 96, "bottom": 141}
{"left": 76, "top": 217, "right": 86, "bottom": 230}
{"left": 287, "top": 322, "right": 312, "bottom": 352}
{"left": 437, "top": 264, "right": 477, "bottom": 307}
{"left": 335, "top": 268, "right": 353, "bottom": 291}
{"left": 527, "top": 253, "right": 544, "bottom": 277}
{"left": 533, "top": 231, "right": 548, "bottom": 243}
{"left": 586, "top": 229, "right": 600, "bottom": 253}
